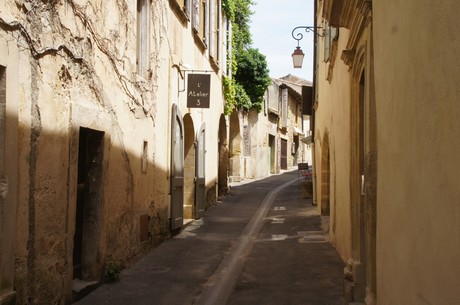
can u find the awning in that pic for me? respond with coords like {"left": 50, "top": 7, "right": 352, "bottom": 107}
{"left": 301, "top": 135, "right": 313, "bottom": 144}
{"left": 293, "top": 127, "right": 304, "bottom": 136}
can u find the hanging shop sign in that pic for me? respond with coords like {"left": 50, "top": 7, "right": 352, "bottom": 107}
{"left": 187, "top": 74, "right": 211, "bottom": 108}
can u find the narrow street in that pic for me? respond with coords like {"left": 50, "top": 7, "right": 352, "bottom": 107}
{"left": 75, "top": 170, "right": 344, "bottom": 305}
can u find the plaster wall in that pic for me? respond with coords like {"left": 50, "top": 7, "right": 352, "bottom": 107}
{"left": 245, "top": 108, "right": 276, "bottom": 180}
{"left": 314, "top": 24, "right": 352, "bottom": 260}
{"left": 373, "top": 1, "right": 460, "bottom": 304}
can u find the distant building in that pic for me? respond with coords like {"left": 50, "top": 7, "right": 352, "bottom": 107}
{"left": 239, "top": 75, "right": 312, "bottom": 181}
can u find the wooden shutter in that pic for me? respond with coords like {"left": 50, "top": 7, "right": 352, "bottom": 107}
{"left": 204, "top": 0, "right": 209, "bottom": 44}
{"left": 137, "top": 0, "right": 149, "bottom": 78}
{"left": 280, "top": 139, "right": 288, "bottom": 170}
{"left": 193, "top": 0, "right": 199, "bottom": 33}
{"left": 184, "top": 0, "right": 191, "bottom": 16}
{"left": 209, "top": 0, "right": 215, "bottom": 57}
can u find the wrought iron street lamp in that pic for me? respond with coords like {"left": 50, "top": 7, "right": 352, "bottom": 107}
{"left": 292, "top": 46, "right": 305, "bottom": 69}
{"left": 291, "top": 26, "right": 322, "bottom": 69}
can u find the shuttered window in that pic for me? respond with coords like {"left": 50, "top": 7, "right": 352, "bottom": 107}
{"left": 209, "top": 0, "right": 218, "bottom": 61}
{"left": 137, "top": 0, "right": 149, "bottom": 78}
{"left": 193, "top": 0, "right": 208, "bottom": 46}
{"left": 193, "top": 0, "right": 199, "bottom": 33}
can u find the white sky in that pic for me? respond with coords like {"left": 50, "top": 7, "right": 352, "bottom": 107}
{"left": 250, "top": 0, "right": 315, "bottom": 81}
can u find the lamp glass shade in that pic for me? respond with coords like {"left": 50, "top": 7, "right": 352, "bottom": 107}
{"left": 292, "top": 47, "right": 305, "bottom": 68}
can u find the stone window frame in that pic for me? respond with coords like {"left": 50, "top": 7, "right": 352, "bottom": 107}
{"left": 169, "top": 0, "right": 191, "bottom": 23}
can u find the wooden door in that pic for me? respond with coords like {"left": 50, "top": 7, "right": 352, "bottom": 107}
{"left": 170, "top": 104, "right": 184, "bottom": 230}
{"left": 280, "top": 139, "right": 287, "bottom": 170}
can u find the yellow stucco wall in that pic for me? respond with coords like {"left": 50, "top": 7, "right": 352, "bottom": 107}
{"left": 315, "top": 25, "right": 352, "bottom": 261}
{"left": 373, "top": 1, "right": 460, "bottom": 304}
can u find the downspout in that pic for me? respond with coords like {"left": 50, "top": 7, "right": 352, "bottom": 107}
{"left": 311, "top": 0, "right": 318, "bottom": 206}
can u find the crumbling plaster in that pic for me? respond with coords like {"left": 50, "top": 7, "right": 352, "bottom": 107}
{"left": 1, "top": 0, "right": 228, "bottom": 302}
{"left": 0, "top": 0, "right": 175, "bottom": 303}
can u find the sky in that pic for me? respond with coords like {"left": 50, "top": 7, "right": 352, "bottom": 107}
{"left": 250, "top": 0, "right": 315, "bottom": 81}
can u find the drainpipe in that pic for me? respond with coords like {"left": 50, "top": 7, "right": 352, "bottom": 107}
{"left": 311, "top": 0, "right": 318, "bottom": 206}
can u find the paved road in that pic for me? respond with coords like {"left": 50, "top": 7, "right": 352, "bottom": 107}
{"left": 75, "top": 170, "right": 345, "bottom": 305}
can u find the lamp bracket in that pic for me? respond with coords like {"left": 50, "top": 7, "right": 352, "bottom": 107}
{"left": 291, "top": 26, "right": 323, "bottom": 47}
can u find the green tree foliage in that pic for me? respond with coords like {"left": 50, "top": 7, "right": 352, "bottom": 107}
{"left": 223, "top": 76, "right": 236, "bottom": 114}
{"left": 222, "top": 0, "right": 271, "bottom": 114}
{"left": 235, "top": 82, "right": 252, "bottom": 111}
{"left": 235, "top": 48, "right": 271, "bottom": 111}
{"left": 232, "top": 0, "right": 253, "bottom": 53}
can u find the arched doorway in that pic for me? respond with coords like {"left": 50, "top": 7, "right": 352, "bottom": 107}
{"left": 321, "top": 132, "right": 330, "bottom": 216}
{"left": 74, "top": 127, "right": 104, "bottom": 281}
{"left": 350, "top": 46, "right": 377, "bottom": 303}
{"left": 183, "top": 114, "right": 195, "bottom": 223}
{"left": 217, "top": 114, "right": 228, "bottom": 196}
{"left": 170, "top": 104, "right": 184, "bottom": 230}
{"left": 229, "top": 111, "right": 241, "bottom": 182}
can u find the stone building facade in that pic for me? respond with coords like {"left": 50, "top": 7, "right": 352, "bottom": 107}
{"left": 0, "top": 0, "right": 229, "bottom": 304}
{"left": 234, "top": 75, "right": 312, "bottom": 181}
{"left": 313, "top": 0, "right": 460, "bottom": 304}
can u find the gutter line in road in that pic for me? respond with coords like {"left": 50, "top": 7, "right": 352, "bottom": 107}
{"left": 193, "top": 178, "right": 298, "bottom": 305}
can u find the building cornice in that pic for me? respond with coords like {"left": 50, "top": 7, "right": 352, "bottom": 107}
{"left": 323, "top": 0, "right": 365, "bottom": 28}
{"left": 341, "top": 0, "right": 372, "bottom": 68}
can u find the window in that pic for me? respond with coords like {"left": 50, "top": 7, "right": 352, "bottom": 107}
{"left": 137, "top": 0, "right": 149, "bottom": 78}
{"left": 209, "top": 0, "right": 220, "bottom": 66}
{"left": 141, "top": 140, "right": 148, "bottom": 173}
{"left": 193, "top": 0, "right": 208, "bottom": 46}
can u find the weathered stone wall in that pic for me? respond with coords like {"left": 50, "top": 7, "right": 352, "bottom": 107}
{"left": 0, "top": 0, "right": 164, "bottom": 301}
{"left": 1, "top": 0, "right": 225, "bottom": 303}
